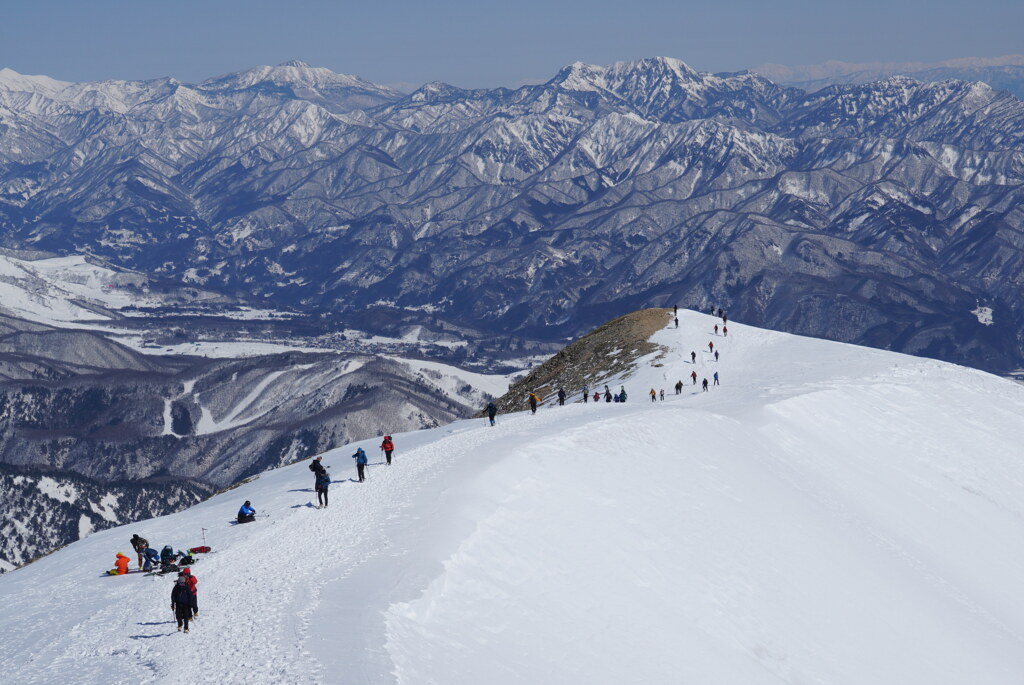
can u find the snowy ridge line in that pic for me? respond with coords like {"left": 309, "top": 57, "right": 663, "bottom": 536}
{"left": 3, "top": 310, "right": 1024, "bottom": 683}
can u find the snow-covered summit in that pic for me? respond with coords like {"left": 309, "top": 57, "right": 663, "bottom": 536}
{"left": 200, "top": 60, "right": 395, "bottom": 95}
{"left": 0, "top": 67, "right": 71, "bottom": 95}
{"left": 3, "top": 310, "right": 1024, "bottom": 683}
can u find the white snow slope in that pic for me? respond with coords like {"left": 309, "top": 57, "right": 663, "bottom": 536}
{"left": 3, "top": 310, "right": 1024, "bottom": 684}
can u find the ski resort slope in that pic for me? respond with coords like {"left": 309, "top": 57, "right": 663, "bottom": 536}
{"left": 3, "top": 310, "right": 1024, "bottom": 684}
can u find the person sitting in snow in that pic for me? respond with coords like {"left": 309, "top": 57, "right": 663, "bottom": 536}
{"left": 237, "top": 500, "right": 256, "bottom": 524}
{"left": 108, "top": 552, "right": 130, "bottom": 575}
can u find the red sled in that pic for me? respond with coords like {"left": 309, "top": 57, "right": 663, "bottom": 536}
{"left": 188, "top": 546, "right": 211, "bottom": 554}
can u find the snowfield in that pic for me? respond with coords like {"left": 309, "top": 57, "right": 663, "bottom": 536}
{"left": 3, "top": 310, "right": 1024, "bottom": 684}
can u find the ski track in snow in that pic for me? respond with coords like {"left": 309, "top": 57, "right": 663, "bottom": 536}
{"left": 4, "top": 311, "right": 1024, "bottom": 684}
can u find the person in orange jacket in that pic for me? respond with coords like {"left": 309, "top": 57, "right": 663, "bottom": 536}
{"left": 109, "top": 552, "right": 130, "bottom": 575}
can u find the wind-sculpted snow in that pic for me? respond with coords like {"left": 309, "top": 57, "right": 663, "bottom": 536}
{"left": 2, "top": 311, "right": 1024, "bottom": 682}
{"left": 1, "top": 58, "right": 1024, "bottom": 370}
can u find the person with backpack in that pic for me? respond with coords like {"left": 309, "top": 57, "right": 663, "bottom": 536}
{"left": 619, "top": 387, "right": 627, "bottom": 402}
{"left": 714, "top": 350, "right": 719, "bottom": 361}
{"left": 237, "top": 501, "right": 256, "bottom": 524}
{"left": 713, "top": 371, "right": 720, "bottom": 386}
{"left": 675, "top": 380, "right": 683, "bottom": 394}
{"left": 691, "top": 370, "right": 697, "bottom": 385}
{"left": 593, "top": 391, "right": 601, "bottom": 402}
{"left": 702, "top": 378, "right": 709, "bottom": 392}
{"left": 309, "top": 458, "right": 331, "bottom": 507}
{"left": 690, "top": 351, "right": 696, "bottom": 364}
{"left": 582, "top": 385, "right": 589, "bottom": 403}
{"left": 171, "top": 575, "right": 194, "bottom": 633}
{"left": 309, "top": 456, "right": 328, "bottom": 484}
{"left": 181, "top": 568, "right": 199, "bottom": 619}
{"left": 156, "top": 545, "right": 180, "bottom": 574}
{"left": 130, "top": 534, "right": 149, "bottom": 570}
{"left": 557, "top": 388, "right": 566, "bottom": 406}
{"left": 723, "top": 326, "right": 728, "bottom": 337}
{"left": 604, "top": 387, "right": 612, "bottom": 402}
{"left": 708, "top": 341, "right": 714, "bottom": 353}
{"left": 352, "top": 447, "right": 368, "bottom": 482}
{"left": 714, "top": 324, "right": 719, "bottom": 335}
{"left": 528, "top": 392, "right": 540, "bottom": 415}
{"left": 486, "top": 401, "right": 498, "bottom": 426}
{"left": 649, "top": 388, "right": 657, "bottom": 403}
{"left": 381, "top": 435, "right": 395, "bottom": 465}
{"left": 660, "top": 389, "right": 665, "bottom": 401}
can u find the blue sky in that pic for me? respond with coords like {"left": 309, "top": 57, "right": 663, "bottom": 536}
{"left": 2, "top": 0, "right": 1021, "bottom": 87}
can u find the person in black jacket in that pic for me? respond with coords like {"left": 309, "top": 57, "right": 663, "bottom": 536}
{"left": 130, "top": 534, "right": 149, "bottom": 570}
{"left": 171, "top": 575, "right": 193, "bottom": 633}
{"left": 557, "top": 388, "right": 566, "bottom": 406}
{"left": 310, "top": 457, "right": 330, "bottom": 508}
{"left": 486, "top": 401, "right": 498, "bottom": 426}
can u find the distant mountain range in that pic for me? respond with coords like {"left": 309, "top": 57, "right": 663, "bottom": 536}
{"left": 752, "top": 55, "right": 1024, "bottom": 99}
{"left": 1, "top": 57, "right": 1023, "bottom": 372}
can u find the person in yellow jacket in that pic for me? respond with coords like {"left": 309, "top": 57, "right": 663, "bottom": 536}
{"left": 649, "top": 388, "right": 657, "bottom": 403}
{"left": 528, "top": 392, "right": 540, "bottom": 415}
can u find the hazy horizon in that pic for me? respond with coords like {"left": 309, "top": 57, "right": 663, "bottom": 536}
{"left": 2, "top": 0, "right": 1021, "bottom": 89}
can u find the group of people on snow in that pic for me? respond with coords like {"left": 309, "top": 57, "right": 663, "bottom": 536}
{"left": 512, "top": 307, "right": 730, "bottom": 415}
{"left": 108, "top": 306, "right": 735, "bottom": 638}
{"left": 112, "top": 532, "right": 203, "bottom": 635}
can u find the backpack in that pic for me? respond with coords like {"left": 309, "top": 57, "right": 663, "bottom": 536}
{"left": 188, "top": 546, "right": 211, "bottom": 555}
{"left": 178, "top": 555, "right": 195, "bottom": 566}
{"left": 160, "top": 545, "right": 175, "bottom": 562}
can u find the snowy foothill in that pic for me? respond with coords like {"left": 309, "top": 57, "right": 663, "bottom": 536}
{"left": 4, "top": 310, "right": 1024, "bottom": 683}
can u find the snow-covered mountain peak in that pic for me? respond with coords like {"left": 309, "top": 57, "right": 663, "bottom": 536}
{"left": 0, "top": 67, "right": 71, "bottom": 95}
{"left": 201, "top": 61, "right": 394, "bottom": 94}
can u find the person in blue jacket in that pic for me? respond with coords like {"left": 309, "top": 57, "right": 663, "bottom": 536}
{"left": 142, "top": 546, "right": 161, "bottom": 571}
{"left": 352, "top": 447, "right": 368, "bottom": 482}
{"left": 237, "top": 500, "right": 256, "bottom": 523}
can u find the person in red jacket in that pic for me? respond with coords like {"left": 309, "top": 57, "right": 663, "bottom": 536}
{"left": 181, "top": 568, "right": 199, "bottom": 618}
{"left": 380, "top": 436, "right": 395, "bottom": 465}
